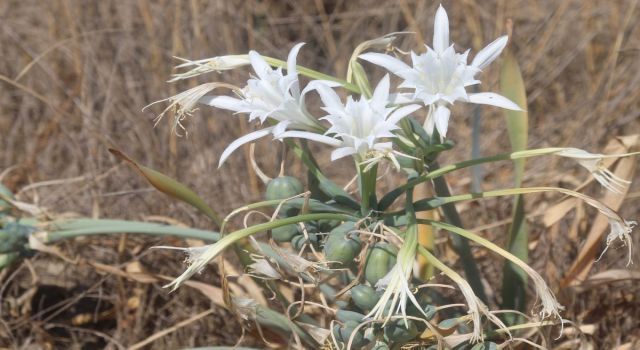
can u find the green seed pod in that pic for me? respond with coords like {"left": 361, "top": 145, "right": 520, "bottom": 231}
{"left": 323, "top": 223, "right": 361, "bottom": 267}
{"left": 407, "top": 303, "right": 437, "bottom": 321}
{"left": 291, "top": 233, "right": 319, "bottom": 251}
{"left": 265, "top": 176, "right": 303, "bottom": 201}
{"left": 271, "top": 224, "right": 299, "bottom": 242}
{"left": 0, "top": 222, "right": 33, "bottom": 254}
{"left": 316, "top": 219, "right": 339, "bottom": 232}
{"left": 335, "top": 300, "right": 349, "bottom": 309}
{"left": 365, "top": 243, "right": 398, "bottom": 286}
{"left": 331, "top": 323, "right": 344, "bottom": 343}
{"left": 383, "top": 319, "right": 418, "bottom": 343}
{"left": 339, "top": 321, "right": 369, "bottom": 348}
{"left": 335, "top": 309, "right": 365, "bottom": 323}
{"left": 350, "top": 285, "right": 380, "bottom": 312}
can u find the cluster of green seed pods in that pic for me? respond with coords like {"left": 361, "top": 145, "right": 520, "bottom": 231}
{"left": 263, "top": 176, "right": 456, "bottom": 348}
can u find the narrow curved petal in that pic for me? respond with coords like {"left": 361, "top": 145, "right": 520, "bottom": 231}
{"left": 287, "top": 42, "right": 305, "bottom": 74}
{"left": 272, "top": 120, "right": 291, "bottom": 137}
{"left": 200, "top": 95, "right": 245, "bottom": 112}
{"left": 387, "top": 104, "right": 422, "bottom": 125}
{"left": 276, "top": 130, "right": 342, "bottom": 147}
{"left": 316, "top": 84, "right": 344, "bottom": 111}
{"left": 249, "top": 51, "right": 272, "bottom": 80}
{"left": 300, "top": 80, "right": 342, "bottom": 103}
{"left": 471, "top": 36, "right": 509, "bottom": 69}
{"left": 219, "top": 128, "right": 273, "bottom": 167}
{"left": 359, "top": 53, "right": 412, "bottom": 74}
{"left": 433, "top": 5, "right": 450, "bottom": 53}
{"left": 468, "top": 92, "right": 522, "bottom": 110}
{"left": 372, "top": 74, "right": 391, "bottom": 104}
{"left": 331, "top": 147, "right": 357, "bottom": 161}
{"left": 434, "top": 104, "right": 451, "bottom": 137}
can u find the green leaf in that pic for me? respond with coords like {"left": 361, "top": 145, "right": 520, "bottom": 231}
{"left": 499, "top": 49, "right": 529, "bottom": 317}
{"left": 109, "top": 149, "right": 223, "bottom": 228}
{"left": 43, "top": 218, "right": 221, "bottom": 243}
{"left": 431, "top": 174, "right": 487, "bottom": 303}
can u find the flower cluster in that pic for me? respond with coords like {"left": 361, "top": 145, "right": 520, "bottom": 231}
{"left": 158, "top": 5, "right": 524, "bottom": 170}
{"left": 150, "top": 5, "right": 637, "bottom": 349}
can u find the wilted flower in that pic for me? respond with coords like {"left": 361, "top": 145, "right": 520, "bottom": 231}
{"left": 248, "top": 257, "right": 282, "bottom": 279}
{"left": 360, "top": 5, "right": 520, "bottom": 137}
{"left": 598, "top": 219, "right": 636, "bottom": 266}
{"left": 146, "top": 82, "right": 237, "bottom": 136}
{"left": 555, "top": 148, "right": 631, "bottom": 193}
{"left": 169, "top": 55, "right": 251, "bottom": 81}
{"left": 366, "top": 227, "right": 423, "bottom": 327}
{"left": 278, "top": 75, "right": 421, "bottom": 164}
{"left": 201, "top": 43, "right": 331, "bottom": 166}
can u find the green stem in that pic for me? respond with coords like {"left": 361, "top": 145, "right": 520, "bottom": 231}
{"left": 357, "top": 162, "right": 378, "bottom": 216}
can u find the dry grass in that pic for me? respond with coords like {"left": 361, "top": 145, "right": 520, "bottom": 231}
{"left": 1, "top": 0, "right": 639, "bottom": 348}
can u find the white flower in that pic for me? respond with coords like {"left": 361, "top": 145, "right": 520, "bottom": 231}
{"left": 367, "top": 263, "right": 423, "bottom": 326}
{"left": 199, "top": 43, "right": 331, "bottom": 166}
{"left": 555, "top": 148, "right": 631, "bottom": 193}
{"left": 365, "top": 227, "right": 424, "bottom": 327}
{"left": 278, "top": 75, "right": 421, "bottom": 163}
{"left": 359, "top": 5, "right": 521, "bottom": 137}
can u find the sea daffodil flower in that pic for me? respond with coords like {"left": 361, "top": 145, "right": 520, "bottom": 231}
{"left": 200, "top": 43, "right": 332, "bottom": 166}
{"left": 278, "top": 75, "right": 421, "bottom": 164}
{"left": 359, "top": 5, "right": 521, "bottom": 137}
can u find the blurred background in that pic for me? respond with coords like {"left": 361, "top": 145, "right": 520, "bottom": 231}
{"left": 1, "top": 0, "right": 639, "bottom": 348}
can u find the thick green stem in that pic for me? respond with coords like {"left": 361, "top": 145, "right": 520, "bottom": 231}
{"left": 357, "top": 162, "right": 378, "bottom": 216}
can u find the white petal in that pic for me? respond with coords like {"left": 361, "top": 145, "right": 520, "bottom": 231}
{"left": 219, "top": 128, "right": 273, "bottom": 167}
{"left": 372, "top": 74, "right": 391, "bottom": 104}
{"left": 287, "top": 42, "right": 305, "bottom": 74}
{"left": 276, "top": 130, "right": 342, "bottom": 147}
{"left": 387, "top": 104, "right": 422, "bottom": 125}
{"left": 249, "top": 51, "right": 272, "bottom": 80}
{"left": 434, "top": 105, "right": 451, "bottom": 137}
{"left": 472, "top": 36, "right": 509, "bottom": 69}
{"left": 316, "top": 84, "right": 344, "bottom": 111}
{"left": 468, "top": 92, "right": 522, "bottom": 110}
{"left": 424, "top": 106, "right": 436, "bottom": 136}
{"left": 433, "top": 5, "right": 450, "bottom": 53}
{"left": 331, "top": 147, "right": 356, "bottom": 161}
{"left": 300, "top": 80, "right": 341, "bottom": 103}
{"left": 272, "top": 120, "right": 291, "bottom": 137}
{"left": 201, "top": 95, "right": 245, "bottom": 112}
{"left": 359, "top": 53, "right": 412, "bottom": 74}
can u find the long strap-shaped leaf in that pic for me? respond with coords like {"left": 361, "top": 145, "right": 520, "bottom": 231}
{"left": 432, "top": 174, "right": 487, "bottom": 303}
{"left": 500, "top": 49, "right": 529, "bottom": 316}
{"left": 109, "top": 149, "right": 223, "bottom": 228}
